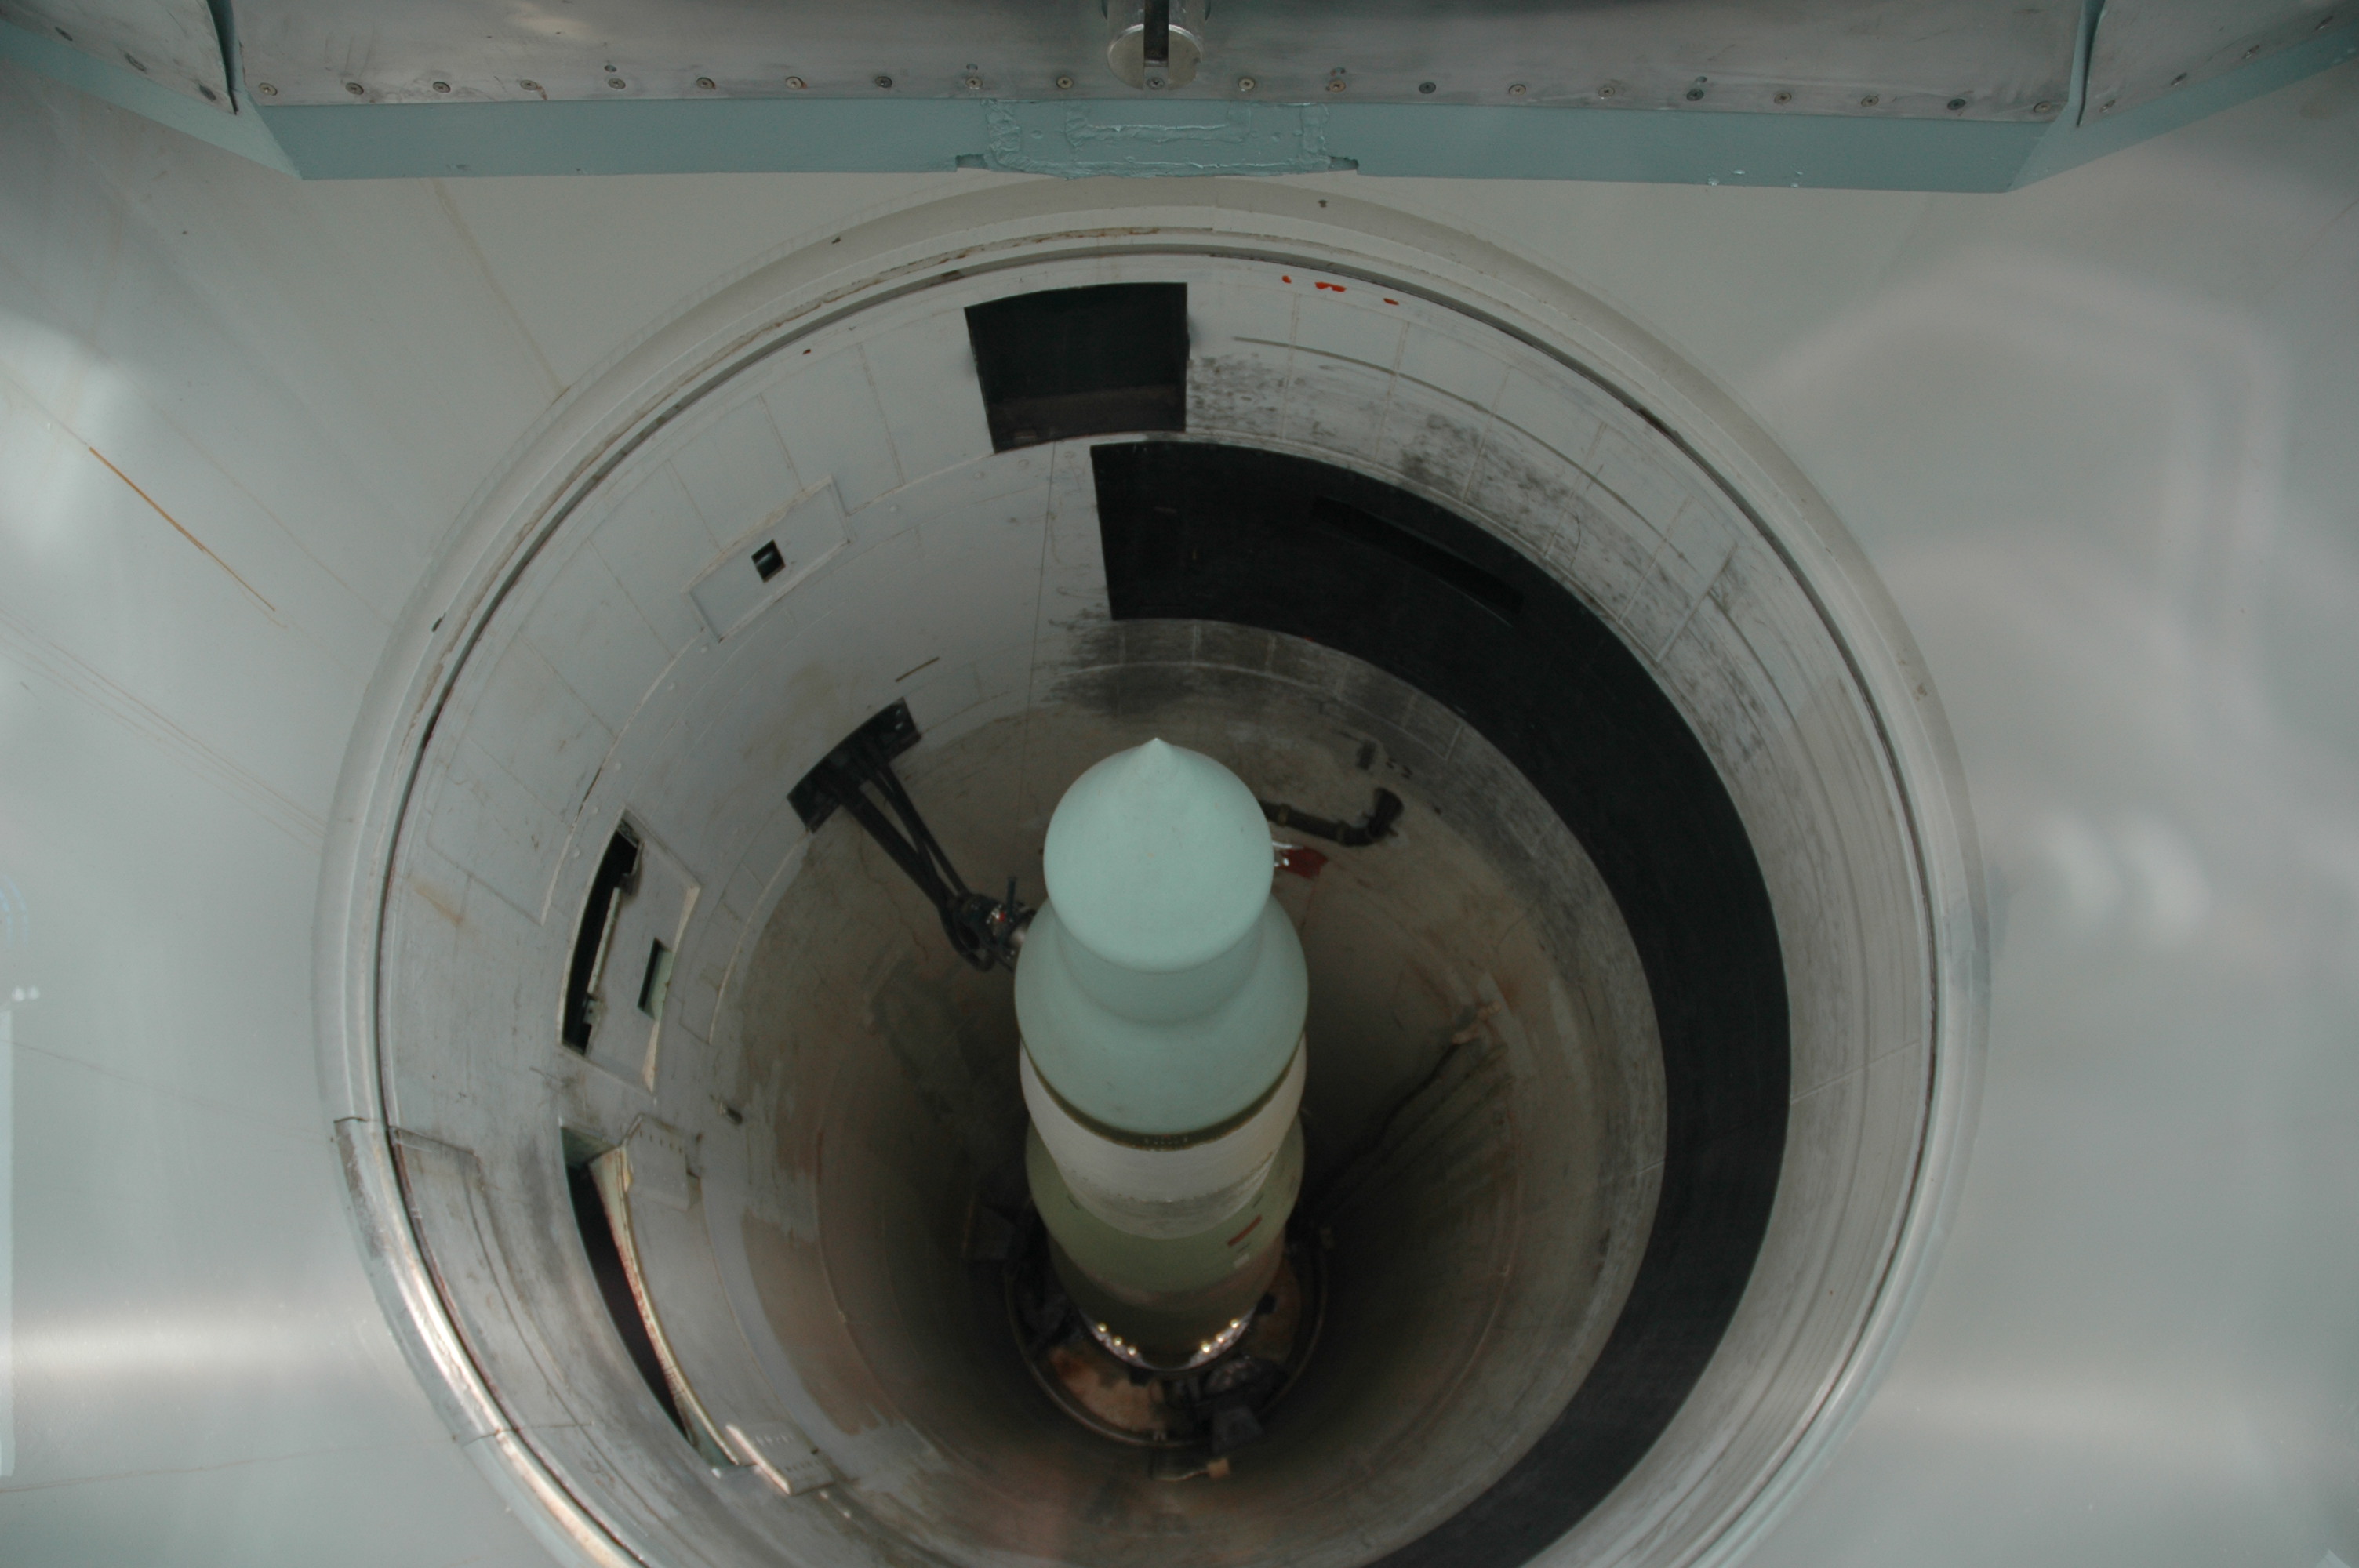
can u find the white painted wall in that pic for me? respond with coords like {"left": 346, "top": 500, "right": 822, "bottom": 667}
{"left": 1, "top": 49, "right": 2352, "bottom": 1568}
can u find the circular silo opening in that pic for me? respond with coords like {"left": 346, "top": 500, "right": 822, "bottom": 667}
{"left": 324, "top": 183, "right": 1980, "bottom": 1568}
{"left": 713, "top": 618, "right": 1664, "bottom": 1559}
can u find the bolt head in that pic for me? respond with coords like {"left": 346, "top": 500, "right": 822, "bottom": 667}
{"left": 1685, "top": 86, "right": 1704, "bottom": 100}
{"left": 606, "top": 76, "right": 625, "bottom": 89}
{"left": 1772, "top": 90, "right": 1792, "bottom": 103}
{"left": 696, "top": 76, "right": 715, "bottom": 89}
{"left": 345, "top": 80, "right": 365, "bottom": 95}
{"left": 1859, "top": 93, "right": 1880, "bottom": 107}
{"left": 257, "top": 82, "right": 278, "bottom": 96}
{"left": 965, "top": 75, "right": 981, "bottom": 89}
{"left": 519, "top": 79, "right": 541, "bottom": 91}
{"left": 2034, "top": 100, "right": 2056, "bottom": 113}
{"left": 1418, "top": 80, "right": 1436, "bottom": 94}
{"left": 433, "top": 80, "right": 451, "bottom": 93}
{"left": 1326, "top": 78, "right": 1346, "bottom": 92}
{"left": 1947, "top": 96, "right": 1967, "bottom": 111}
{"left": 785, "top": 75, "right": 805, "bottom": 89}
{"left": 874, "top": 74, "right": 893, "bottom": 89}
{"left": 1057, "top": 74, "right": 1075, "bottom": 89}
{"left": 1235, "top": 75, "right": 1255, "bottom": 92}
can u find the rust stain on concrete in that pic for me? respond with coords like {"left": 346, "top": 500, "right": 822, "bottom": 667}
{"left": 410, "top": 875, "right": 465, "bottom": 927}
{"left": 87, "top": 446, "right": 278, "bottom": 615}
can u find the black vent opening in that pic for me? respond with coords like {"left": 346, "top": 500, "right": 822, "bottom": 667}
{"left": 561, "top": 824, "right": 642, "bottom": 1049}
{"left": 965, "top": 282, "right": 1188, "bottom": 451}
{"left": 564, "top": 1149, "right": 687, "bottom": 1438}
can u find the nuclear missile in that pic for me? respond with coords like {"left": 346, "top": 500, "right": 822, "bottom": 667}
{"left": 1014, "top": 739, "right": 1309, "bottom": 1370}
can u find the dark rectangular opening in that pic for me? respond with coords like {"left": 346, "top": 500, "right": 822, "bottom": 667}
{"left": 965, "top": 282, "right": 1189, "bottom": 451}
{"left": 636, "top": 938, "right": 674, "bottom": 1019}
{"left": 561, "top": 824, "right": 641, "bottom": 1049}
{"left": 751, "top": 539, "right": 786, "bottom": 581}
{"left": 564, "top": 1147, "right": 688, "bottom": 1438}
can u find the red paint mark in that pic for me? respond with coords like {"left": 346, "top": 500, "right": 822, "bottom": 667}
{"left": 1277, "top": 844, "right": 1329, "bottom": 880}
{"left": 1281, "top": 274, "right": 1292, "bottom": 282}
{"left": 802, "top": 347, "right": 812, "bottom": 354}
{"left": 1314, "top": 281, "right": 1346, "bottom": 292}
{"left": 1383, "top": 297, "right": 1400, "bottom": 306}
{"left": 1226, "top": 1213, "right": 1264, "bottom": 1248}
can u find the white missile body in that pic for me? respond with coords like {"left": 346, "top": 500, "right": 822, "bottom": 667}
{"left": 1015, "top": 739, "right": 1308, "bottom": 1367}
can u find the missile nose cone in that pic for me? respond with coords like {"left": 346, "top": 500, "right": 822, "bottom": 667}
{"left": 1042, "top": 737, "right": 1272, "bottom": 974}
{"left": 1019, "top": 738, "right": 1307, "bottom": 1136}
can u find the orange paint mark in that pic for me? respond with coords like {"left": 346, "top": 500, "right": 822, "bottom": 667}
{"left": 86, "top": 447, "right": 277, "bottom": 615}
{"left": 1226, "top": 1213, "right": 1264, "bottom": 1248}
{"left": 1383, "top": 297, "right": 1400, "bottom": 305}
{"left": 1281, "top": 274, "right": 1292, "bottom": 282}
{"left": 1314, "top": 281, "right": 1346, "bottom": 292}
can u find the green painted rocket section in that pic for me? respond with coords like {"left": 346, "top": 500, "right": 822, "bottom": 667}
{"left": 1029, "top": 1122, "right": 1301, "bottom": 1366}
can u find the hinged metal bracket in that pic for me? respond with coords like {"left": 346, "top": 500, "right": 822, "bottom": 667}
{"left": 789, "top": 700, "right": 1031, "bottom": 971}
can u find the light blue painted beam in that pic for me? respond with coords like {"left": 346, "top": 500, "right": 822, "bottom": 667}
{"left": 2012, "top": 16, "right": 2359, "bottom": 187}
{"left": 1329, "top": 103, "right": 2048, "bottom": 189}
{"left": 251, "top": 94, "right": 2059, "bottom": 189}
{"left": 255, "top": 95, "right": 991, "bottom": 179}
{"left": 0, "top": 16, "right": 293, "bottom": 174}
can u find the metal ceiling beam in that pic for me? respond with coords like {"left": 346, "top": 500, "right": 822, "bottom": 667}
{"left": 2086, "top": 0, "right": 2357, "bottom": 120}
{"left": 0, "top": 0, "right": 231, "bottom": 107}
{"left": 227, "top": 0, "right": 2079, "bottom": 118}
{"left": 0, "top": 15, "right": 293, "bottom": 172}
{"left": 2, "top": 4, "right": 2354, "bottom": 189}
{"left": 242, "top": 96, "right": 2055, "bottom": 189}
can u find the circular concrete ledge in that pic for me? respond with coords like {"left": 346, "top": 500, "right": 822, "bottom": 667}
{"left": 318, "top": 180, "right": 1983, "bottom": 1568}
